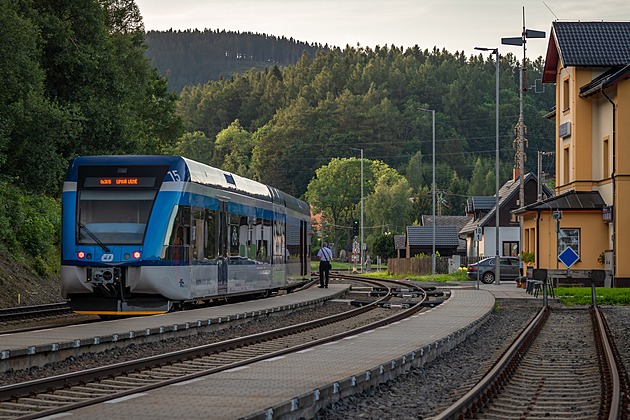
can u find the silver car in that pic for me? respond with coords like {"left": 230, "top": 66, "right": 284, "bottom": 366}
{"left": 466, "top": 257, "right": 521, "bottom": 284}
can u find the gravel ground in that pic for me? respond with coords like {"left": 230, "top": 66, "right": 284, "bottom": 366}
{"left": 315, "top": 304, "right": 630, "bottom": 420}
{"left": 0, "top": 300, "right": 354, "bottom": 386}
{"left": 3, "top": 297, "right": 629, "bottom": 419}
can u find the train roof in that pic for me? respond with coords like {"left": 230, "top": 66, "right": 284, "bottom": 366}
{"left": 66, "top": 155, "right": 309, "bottom": 216}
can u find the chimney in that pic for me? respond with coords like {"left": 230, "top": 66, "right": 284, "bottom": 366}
{"left": 513, "top": 167, "right": 520, "bottom": 181}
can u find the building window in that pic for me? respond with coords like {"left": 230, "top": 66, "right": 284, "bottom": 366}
{"left": 503, "top": 241, "right": 519, "bottom": 257}
{"left": 603, "top": 137, "right": 609, "bottom": 179}
{"left": 523, "top": 227, "right": 535, "bottom": 253}
{"left": 558, "top": 228, "right": 580, "bottom": 256}
{"left": 562, "top": 77, "right": 570, "bottom": 112}
{"left": 524, "top": 229, "right": 530, "bottom": 252}
{"left": 563, "top": 146, "right": 570, "bottom": 185}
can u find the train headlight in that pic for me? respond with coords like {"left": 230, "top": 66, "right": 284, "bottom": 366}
{"left": 132, "top": 251, "right": 141, "bottom": 259}
{"left": 77, "top": 251, "right": 85, "bottom": 259}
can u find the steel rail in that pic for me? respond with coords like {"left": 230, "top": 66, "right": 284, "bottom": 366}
{"left": 593, "top": 306, "right": 621, "bottom": 420}
{"left": 432, "top": 305, "right": 625, "bottom": 419}
{"left": 0, "top": 280, "right": 431, "bottom": 419}
{"left": 0, "top": 303, "right": 71, "bottom": 322}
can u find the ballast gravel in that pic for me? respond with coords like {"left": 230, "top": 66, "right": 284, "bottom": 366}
{"left": 316, "top": 304, "right": 630, "bottom": 419}
{"left": 2, "top": 295, "right": 630, "bottom": 420}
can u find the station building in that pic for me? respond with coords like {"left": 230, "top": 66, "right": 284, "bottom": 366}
{"left": 516, "top": 21, "right": 630, "bottom": 286}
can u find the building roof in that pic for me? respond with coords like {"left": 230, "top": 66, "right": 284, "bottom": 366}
{"left": 394, "top": 234, "right": 406, "bottom": 250}
{"left": 515, "top": 190, "right": 606, "bottom": 213}
{"left": 460, "top": 173, "right": 554, "bottom": 235}
{"left": 406, "top": 226, "right": 460, "bottom": 247}
{"left": 544, "top": 21, "right": 630, "bottom": 83}
{"left": 421, "top": 215, "right": 472, "bottom": 229}
{"left": 580, "top": 63, "right": 630, "bottom": 98}
{"left": 466, "top": 196, "right": 496, "bottom": 213}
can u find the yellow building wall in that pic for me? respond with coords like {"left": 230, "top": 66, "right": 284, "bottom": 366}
{"left": 615, "top": 81, "right": 630, "bottom": 281}
{"left": 556, "top": 67, "right": 570, "bottom": 191}
{"left": 546, "top": 45, "right": 630, "bottom": 285}
{"left": 573, "top": 70, "right": 593, "bottom": 188}
{"left": 523, "top": 210, "right": 608, "bottom": 270}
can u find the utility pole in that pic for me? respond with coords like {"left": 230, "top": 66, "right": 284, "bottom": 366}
{"left": 502, "top": 8, "right": 545, "bottom": 272}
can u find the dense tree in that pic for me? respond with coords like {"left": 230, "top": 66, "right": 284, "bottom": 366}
{"left": 404, "top": 151, "right": 424, "bottom": 192}
{"left": 144, "top": 29, "right": 333, "bottom": 91}
{"left": 372, "top": 232, "right": 396, "bottom": 260}
{"left": 305, "top": 158, "right": 393, "bottom": 251}
{"left": 0, "top": 0, "right": 181, "bottom": 195}
{"left": 165, "top": 131, "right": 214, "bottom": 165}
{"left": 468, "top": 158, "right": 491, "bottom": 196}
{"left": 365, "top": 172, "right": 413, "bottom": 238}
{"left": 212, "top": 120, "right": 254, "bottom": 177}
{"left": 175, "top": 43, "right": 553, "bottom": 207}
{"left": 411, "top": 186, "right": 432, "bottom": 222}
{"left": 0, "top": 1, "right": 75, "bottom": 193}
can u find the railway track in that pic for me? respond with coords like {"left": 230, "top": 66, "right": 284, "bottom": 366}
{"left": 0, "top": 303, "right": 71, "bottom": 323}
{"left": 0, "top": 279, "right": 436, "bottom": 419}
{"left": 434, "top": 305, "right": 629, "bottom": 419}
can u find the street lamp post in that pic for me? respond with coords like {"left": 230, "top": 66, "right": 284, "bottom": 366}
{"left": 475, "top": 46, "right": 500, "bottom": 285}
{"left": 350, "top": 148, "right": 364, "bottom": 273}
{"left": 360, "top": 148, "right": 364, "bottom": 273}
{"left": 502, "top": 7, "right": 545, "bottom": 277}
{"left": 419, "top": 107, "right": 436, "bottom": 274}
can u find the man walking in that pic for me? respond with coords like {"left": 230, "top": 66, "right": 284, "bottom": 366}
{"left": 317, "top": 242, "right": 333, "bottom": 288}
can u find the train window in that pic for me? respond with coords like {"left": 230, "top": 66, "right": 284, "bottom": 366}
{"left": 204, "top": 209, "right": 218, "bottom": 260}
{"left": 257, "top": 218, "right": 272, "bottom": 263}
{"left": 228, "top": 214, "right": 241, "bottom": 260}
{"left": 77, "top": 189, "right": 155, "bottom": 245}
{"left": 273, "top": 220, "right": 286, "bottom": 261}
{"left": 165, "top": 206, "right": 190, "bottom": 263}
{"left": 192, "top": 207, "right": 205, "bottom": 260}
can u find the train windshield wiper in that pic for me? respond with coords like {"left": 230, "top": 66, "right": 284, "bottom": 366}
{"left": 78, "top": 222, "right": 111, "bottom": 253}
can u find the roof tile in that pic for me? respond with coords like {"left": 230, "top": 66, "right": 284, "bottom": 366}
{"left": 554, "top": 21, "right": 630, "bottom": 67}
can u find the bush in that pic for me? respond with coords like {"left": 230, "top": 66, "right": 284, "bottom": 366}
{"left": 0, "top": 180, "right": 60, "bottom": 275}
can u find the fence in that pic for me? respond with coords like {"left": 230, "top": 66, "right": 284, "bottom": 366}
{"left": 387, "top": 256, "right": 483, "bottom": 276}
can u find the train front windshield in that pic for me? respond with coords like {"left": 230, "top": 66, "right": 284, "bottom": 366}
{"left": 77, "top": 189, "right": 156, "bottom": 245}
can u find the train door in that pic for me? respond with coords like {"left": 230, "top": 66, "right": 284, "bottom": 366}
{"left": 300, "top": 220, "right": 309, "bottom": 277}
{"left": 217, "top": 201, "right": 229, "bottom": 295}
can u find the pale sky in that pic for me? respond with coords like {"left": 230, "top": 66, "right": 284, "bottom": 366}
{"left": 135, "top": 0, "right": 630, "bottom": 61}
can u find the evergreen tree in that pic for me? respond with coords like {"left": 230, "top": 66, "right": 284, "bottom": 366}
{"left": 0, "top": 0, "right": 181, "bottom": 194}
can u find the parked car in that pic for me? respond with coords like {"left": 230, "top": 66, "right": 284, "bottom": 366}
{"left": 467, "top": 256, "right": 521, "bottom": 284}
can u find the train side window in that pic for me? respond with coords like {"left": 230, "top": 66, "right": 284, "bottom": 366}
{"left": 167, "top": 206, "right": 190, "bottom": 263}
{"left": 205, "top": 209, "right": 218, "bottom": 260}
{"left": 192, "top": 207, "right": 205, "bottom": 261}
{"left": 228, "top": 213, "right": 241, "bottom": 260}
{"left": 273, "top": 219, "right": 286, "bottom": 263}
{"left": 257, "top": 218, "right": 272, "bottom": 263}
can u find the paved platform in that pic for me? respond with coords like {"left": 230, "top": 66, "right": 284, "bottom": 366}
{"left": 451, "top": 279, "right": 558, "bottom": 303}
{"left": 63, "top": 288, "right": 497, "bottom": 420}
{"left": 1, "top": 285, "right": 348, "bottom": 369}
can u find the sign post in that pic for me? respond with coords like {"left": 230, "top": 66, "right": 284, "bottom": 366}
{"left": 352, "top": 237, "right": 359, "bottom": 272}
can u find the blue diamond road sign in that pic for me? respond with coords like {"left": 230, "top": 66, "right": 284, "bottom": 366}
{"left": 558, "top": 247, "right": 579, "bottom": 269}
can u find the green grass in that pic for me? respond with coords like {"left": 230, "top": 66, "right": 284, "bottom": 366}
{"left": 311, "top": 261, "right": 355, "bottom": 271}
{"left": 554, "top": 287, "right": 630, "bottom": 306}
{"left": 349, "top": 270, "right": 468, "bottom": 283}
{"left": 311, "top": 260, "right": 630, "bottom": 306}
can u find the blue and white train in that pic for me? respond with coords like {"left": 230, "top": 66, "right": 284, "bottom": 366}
{"left": 61, "top": 155, "right": 312, "bottom": 316}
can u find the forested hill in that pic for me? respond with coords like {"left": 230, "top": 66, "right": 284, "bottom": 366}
{"left": 145, "top": 29, "right": 334, "bottom": 91}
